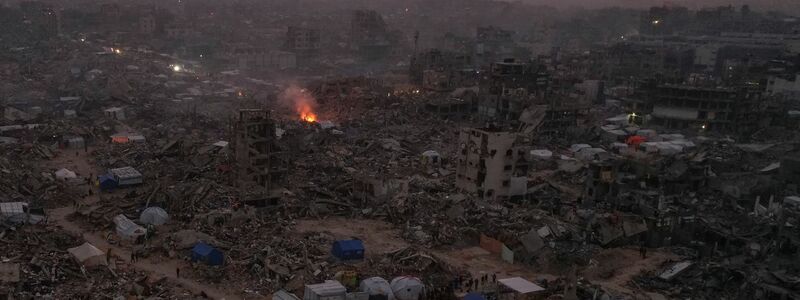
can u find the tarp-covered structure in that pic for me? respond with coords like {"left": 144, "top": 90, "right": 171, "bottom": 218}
{"left": 191, "top": 242, "right": 224, "bottom": 266}
{"left": 332, "top": 239, "right": 365, "bottom": 260}
{"left": 463, "top": 293, "right": 486, "bottom": 300}
{"left": 67, "top": 242, "right": 107, "bottom": 267}
{"left": 359, "top": 277, "right": 395, "bottom": 300}
{"left": 498, "top": 277, "right": 545, "bottom": 295}
{"left": 55, "top": 168, "right": 77, "bottom": 180}
{"left": 113, "top": 214, "right": 146, "bottom": 240}
{"left": 390, "top": 276, "right": 424, "bottom": 300}
{"left": 139, "top": 207, "right": 169, "bottom": 225}
{"left": 0, "top": 202, "right": 43, "bottom": 224}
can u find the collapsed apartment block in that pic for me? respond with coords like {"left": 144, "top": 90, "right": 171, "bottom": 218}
{"left": 409, "top": 49, "right": 475, "bottom": 90}
{"left": 232, "top": 109, "right": 288, "bottom": 207}
{"left": 352, "top": 174, "right": 409, "bottom": 205}
{"left": 423, "top": 87, "right": 478, "bottom": 120}
{"left": 455, "top": 128, "right": 530, "bottom": 201}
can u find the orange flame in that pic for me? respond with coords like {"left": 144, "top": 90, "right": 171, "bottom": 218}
{"left": 298, "top": 103, "right": 317, "bottom": 123}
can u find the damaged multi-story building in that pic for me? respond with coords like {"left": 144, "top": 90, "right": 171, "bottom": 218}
{"left": 477, "top": 59, "right": 549, "bottom": 121}
{"left": 409, "top": 49, "right": 475, "bottom": 90}
{"left": 350, "top": 10, "right": 399, "bottom": 60}
{"left": 232, "top": 109, "right": 289, "bottom": 207}
{"left": 455, "top": 128, "right": 530, "bottom": 201}
{"left": 284, "top": 26, "right": 321, "bottom": 65}
{"left": 623, "top": 81, "right": 767, "bottom": 133}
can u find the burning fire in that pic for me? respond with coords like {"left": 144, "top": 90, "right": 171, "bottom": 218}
{"left": 280, "top": 85, "right": 319, "bottom": 123}
{"left": 300, "top": 104, "right": 317, "bottom": 123}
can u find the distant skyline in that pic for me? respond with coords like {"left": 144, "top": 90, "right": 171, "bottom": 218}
{"left": 517, "top": 0, "right": 800, "bottom": 14}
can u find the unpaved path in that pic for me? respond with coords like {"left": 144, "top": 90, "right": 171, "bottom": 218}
{"left": 294, "top": 217, "right": 673, "bottom": 297}
{"left": 46, "top": 148, "right": 243, "bottom": 300}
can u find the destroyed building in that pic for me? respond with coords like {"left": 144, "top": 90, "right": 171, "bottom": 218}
{"left": 350, "top": 10, "right": 398, "bottom": 60}
{"left": 409, "top": 49, "right": 475, "bottom": 90}
{"left": 232, "top": 109, "right": 288, "bottom": 206}
{"left": 284, "top": 26, "right": 321, "bottom": 64}
{"left": 3, "top": 1, "right": 800, "bottom": 300}
{"left": 625, "top": 82, "right": 767, "bottom": 132}
{"left": 456, "top": 128, "right": 530, "bottom": 201}
{"left": 477, "top": 59, "right": 549, "bottom": 121}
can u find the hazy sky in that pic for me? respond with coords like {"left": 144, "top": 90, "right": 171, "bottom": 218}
{"left": 519, "top": 0, "right": 800, "bottom": 13}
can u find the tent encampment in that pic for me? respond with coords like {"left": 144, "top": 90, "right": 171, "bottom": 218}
{"left": 113, "top": 214, "right": 146, "bottom": 240}
{"left": 67, "top": 242, "right": 107, "bottom": 267}
{"left": 390, "top": 276, "right": 424, "bottom": 300}
{"left": 191, "top": 242, "right": 224, "bottom": 266}
{"left": 139, "top": 207, "right": 169, "bottom": 226}
{"left": 359, "top": 277, "right": 395, "bottom": 300}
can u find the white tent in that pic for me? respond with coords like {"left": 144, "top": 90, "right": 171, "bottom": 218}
{"left": 360, "top": 277, "right": 395, "bottom": 300}
{"left": 55, "top": 168, "right": 77, "bottom": 180}
{"left": 390, "top": 276, "right": 424, "bottom": 300}
{"left": 530, "top": 149, "right": 553, "bottom": 160}
{"left": 67, "top": 242, "right": 107, "bottom": 267}
{"left": 0, "top": 202, "right": 28, "bottom": 224}
{"left": 498, "top": 277, "right": 545, "bottom": 295}
{"left": 139, "top": 207, "right": 169, "bottom": 226}
{"left": 113, "top": 214, "right": 146, "bottom": 240}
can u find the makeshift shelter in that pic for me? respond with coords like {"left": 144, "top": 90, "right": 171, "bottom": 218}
{"left": 331, "top": 239, "right": 365, "bottom": 261}
{"left": 55, "top": 168, "right": 77, "bottom": 180}
{"left": 0, "top": 202, "right": 34, "bottom": 224}
{"left": 128, "top": 135, "right": 146, "bottom": 143}
{"left": 626, "top": 135, "right": 646, "bottom": 146}
{"left": 390, "top": 276, "right": 424, "bottom": 300}
{"left": 108, "top": 167, "right": 143, "bottom": 185}
{"left": 139, "top": 207, "right": 169, "bottom": 226}
{"left": 497, "top": 277, "right": 545, "bottom": 297}
{"left": 304, "top": 280, "right": 346, "bottom": 300}
{"left": 113, "top": 214, "right": 146, "bottom": 240}
{"left": 63, "top": 136, "right": 85, "bottom": 149}
{"left": 67, "top": 242, "right": 107, "bottom": 267}
{"left": 530, "top": 149, "right": 552, "bottom": 160}
{"left": 575, "top": 148, "right": 608, "bottom": 161}
{"left": 191, "top": 242, "right": 224, "bottom": 266}
{"left": 98, "top": 174, "right": 117, "bottom": 190}
{"left": 359, "top": 277, "right": 395, "bottom": 300}
{"left": 111, "top": 135, "right": 129, "bottom": 144}
{"left": 272, "top": 290, "right": 300, "bottom": 300}
{"left": 463, "top": 293, "right": 486, "bottom": 300}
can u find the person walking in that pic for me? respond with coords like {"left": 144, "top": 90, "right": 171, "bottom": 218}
{"left": 176, "top": 267, "right": 180, "bottom": 278}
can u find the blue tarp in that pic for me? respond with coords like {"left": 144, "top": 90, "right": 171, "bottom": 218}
{"left": 98, "top": 174, "right": 117, "bottom": 190}
{"left": 331, "top": 239, "right": 365, "bottom": 260}
{"left": 463, "top": 293, "right": 486, "bottom": 300}
{"left": 191, "top": 242, "right": 224, "bottom": 266}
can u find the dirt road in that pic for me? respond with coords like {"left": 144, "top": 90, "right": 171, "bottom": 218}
{"left": 294, "top": 217, "right": 674, "bottom": 297}
{"left": 46, "top": 149, "right": 242, "bottom": 300}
